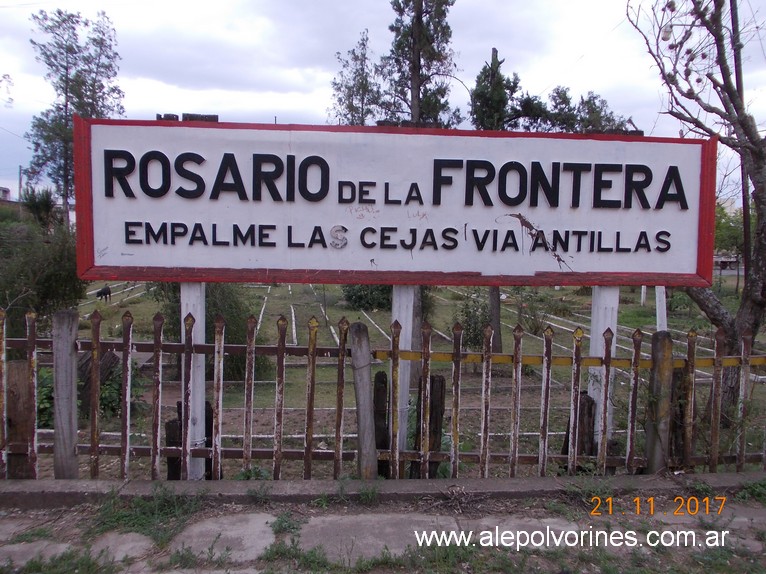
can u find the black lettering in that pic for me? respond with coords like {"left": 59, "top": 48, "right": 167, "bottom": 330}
{"left": 338, "top": 181, "right": 356, "bottom": 204}
{"left": 624, "top": 164, "right": 652, "bottom": 209}
{"left": 472, "top": 229, "right": 491, "bottom": 251}
{"left": 400, "top": 228, "right": 417, "bottom": 250}
{"left": 298, "top": 155, "right": 330, "bottom": 202}
{"left": 465, "top": 159, "right": 495, "bottom": 206}
{"left": 404, "top": 183, "right": 424, "bottom": 205}
{"left": 655, "top": 166, "right": 688, "bottom": 209}
{"left": 189, "top": 223, "right": 208, "bottom": 245}
{"left": 552, "top": 230, "right": 569, "bottom": 251}
{"left": 360, "top": 227, "right": 376, "bottom": 248}
{"left": 170, "top": 222, "right": 188, "bottom": 245}
{"left": 253, "top": 154, "right": 284, "bottom": 201}
{"left": 260, "top": 225, "right": 276, "bottom": 247}
{"left": 105, "top": 150, "right": 136, "bottom": 198}
{"left": 139, "top": 151, "right": 171, "bottom": 198}
{"left": 308, "top": 226, "right": 327, "bottom": 248}
{"left": 655, "top": 230, "right": 671, "bottom": 252}
{"left": 634, "top": 231, "right": 651, "bottom": 252}
{"left": 125, "top": 221, "right": 142, "bottom": 244}
{"left": 287, "top": 226, "right": 304, "bottom": 247}
{"left": 210, "top": 153, "right": 247, "bottom": 200}
{"left": 233, "top": 224, "right": 255, "bottom": 246}
{"left": 597, "top": 231, "right": 613, "bottom": 252}
{"left": 145, "top": 221, "right": 168, "bottom": 244}
{"left": 384, "top": 182, "right": 401, "bottom": 205}
{"left": 572, "top": 230, "right": 588, "bottom": 252}
{"left": 501, "top": 230, "right": 518, "bottom": 251}
{"left": 615, "top": 231, "right": 632, "bottom": 252}
{"left": 174, "top": 152, "right": 206, "bottom": 199}
{"left": 593, "top": 164, "right": 622, "bottom": 208}
{"left": 212, "top": 223, "right": 229, "bottom": 246}
{"left": 379, "top": 227, "right": 396, "bottom": 249}
{"left": 498, "top": 161, "right": 527, "bottom": 207}
{"left": 358, "top": 181, "right": 376, "bottom": 204}
{"left": 530, "top": 162, "right": 560, "bottom": 207}
{"left": 531, "top": 230, "right": 549, "bottom": 251}
{"left": 563, "top": 163, "right": 591, "bottom": 208}
{"left": 441, "top": 227, "right": 458, "bottom": 250}
{"left": 420, "top": 228, "right": 438, "bottom": 250}
{"left": 286, "top": 155, "right": 296, "bottom": 201}
{"left": 433, "top": 159, "right": 463, "bottom": 205}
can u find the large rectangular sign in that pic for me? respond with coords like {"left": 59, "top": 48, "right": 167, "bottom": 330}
{"left": 74, "top": 117, "right": 716, "bottom": 286}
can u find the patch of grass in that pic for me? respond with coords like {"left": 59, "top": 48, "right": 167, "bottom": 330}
{"left": 688, "top": 480, "right": 715, "bottom": 498}
{"left": 233, "top": 465, "right": 270, "bottom": 480}
{"left": 88, "top": 483, "right": 204, "bottom": 548}
{"left": 358, "top": 483, "right": 380, "bottom": 506}
{"left": 261, "top": 537, "right": 333, "bottom": 572}
{"left": 543, "top": 498, "right": 579, "bottom": 522}
{"left": 563, "top": 477, "right": 615, "bottom": 508}
{"left": 247, "top": 482, "right": 272, "bottom": 505}
{"left": 269, "top": 511, "right": 302, "bottom": 535}
{"left": 310, "top": 493, "right": 331, "bottom": 509}
{"left": 0, "top": 548, "right": 120, "bottom": 574}
{"left": 735, "top": 478, "right": 766, "bottom": 504}
{"left": 160, "top": 545, "right": 197, "bottom": 570}
{"left": 157, "top": 533, "right": 231, "bottom": 571}
{"left": 9, "top": 527, "right": 53, "bottom": 544}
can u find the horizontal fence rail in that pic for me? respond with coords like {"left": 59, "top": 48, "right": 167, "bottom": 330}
{"left": 0, "top": 308, "right": 765, "bottom": 481}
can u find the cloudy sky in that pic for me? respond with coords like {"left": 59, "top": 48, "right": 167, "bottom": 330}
{"left": 0, "top": 0, "right": 764, "bottom": 197}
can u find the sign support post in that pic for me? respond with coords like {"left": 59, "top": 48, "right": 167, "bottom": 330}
{"left": 180, "top": 282, "right": 206, "bottom": 480}
{"left": 392, "top": 285, "right": 415, "bottom": 453}
{"left": 588, "top": 286, "right": 619, "bottom": 446}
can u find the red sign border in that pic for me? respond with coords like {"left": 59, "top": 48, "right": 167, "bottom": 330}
{"left": 74, "top": 116, "right": 717, "bottom": 287}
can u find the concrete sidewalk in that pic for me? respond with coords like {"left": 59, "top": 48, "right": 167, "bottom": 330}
{"left": 0, "top": 472, "right": 764, "bottom": 573}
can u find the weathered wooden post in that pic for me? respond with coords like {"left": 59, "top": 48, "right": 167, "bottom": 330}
{"left": 350, "top": 322, "right": 377, "bottom": 480}
{"left": 53, "top": 310, "right": 79, "bottom": 479}
{"left": 646, "top": 331, "right": 674, "bottom": 473}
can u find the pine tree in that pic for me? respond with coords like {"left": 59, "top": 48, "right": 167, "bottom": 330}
{"left": 25, "top": 9, "right": 124, "bottom": 226}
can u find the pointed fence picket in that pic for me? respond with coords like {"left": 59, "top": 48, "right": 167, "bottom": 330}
{"left": 0, "top": 310, "right": 764, "bottom": 480}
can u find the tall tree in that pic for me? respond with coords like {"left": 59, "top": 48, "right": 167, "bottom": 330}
{"left": 329, "top": 30, "right": 382, "bottom": 126}
{"left": 26, "top": 9, "right": 124, "bottom": 226}
{"left": 627, "top": 0, "right": 764, "bottom": 417}
{"left": 470, "top": 51, "right": 628, "bottom": 134}
{"left": 378, "top": 0, "right": 463, "bottom": 127}
{"left": 470, "top": 49, "right": 630, "bottom": 351}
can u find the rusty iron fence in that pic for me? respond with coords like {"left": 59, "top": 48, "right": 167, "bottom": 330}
{"left": 1, "top": 308, "right": 765, "bottom": 480}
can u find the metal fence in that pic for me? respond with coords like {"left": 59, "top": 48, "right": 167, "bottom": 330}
{"left": 1, "top": 308, "right": 765, "bottom": 480}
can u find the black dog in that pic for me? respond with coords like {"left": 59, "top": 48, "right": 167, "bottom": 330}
{"left": 96, "top": 285, "right": 112, "bottom": 303}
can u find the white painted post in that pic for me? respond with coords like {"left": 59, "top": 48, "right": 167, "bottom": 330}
{"left": 180, "top": 282, "right": 206, "bottom": 480}
{"left": 655, "top": 286, "right": 668, "bottom": 331}
{"left": 588, "top": 286, "right": 619, "bottom": 445}
{"left": 391, "top": 285, "right": 415, "bottom": 452}
{"left": 640, "top": 286, "right": 647, "bottom": 306}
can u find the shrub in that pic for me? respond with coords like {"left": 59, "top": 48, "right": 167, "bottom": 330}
{"left": 341, "top": 284, "right": 392, "bottom": 311}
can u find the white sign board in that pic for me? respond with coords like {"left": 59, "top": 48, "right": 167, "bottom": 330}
{"left": 74, "top": 118, "right": 716, "bottom": 286}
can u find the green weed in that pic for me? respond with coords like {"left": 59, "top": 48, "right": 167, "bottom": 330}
{"left": 88, "top": 483, "right": 204, "bottom": 548}
{"left": 269, "top": 511, "right": 302, "bottom": 535}
{"left": 735, "top": 478, "right": 766, "bottom": 504}
{"left": 9, "top": 527, "right": 53, "bottom": 544}
{"left": 0, "top": 548, "right": 120, "bottom": 574}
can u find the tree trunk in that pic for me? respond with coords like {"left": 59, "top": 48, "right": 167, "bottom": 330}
{"left": 410, "top": 0, "right": 422, "bottom": 123}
